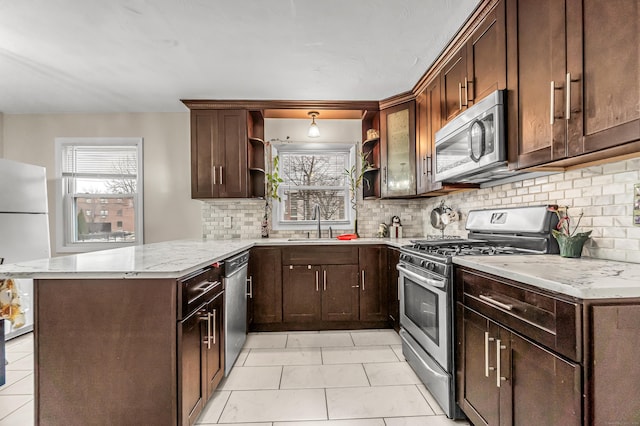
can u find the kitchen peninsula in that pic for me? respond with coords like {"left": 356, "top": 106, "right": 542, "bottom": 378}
{"left": 1, "top": 238, "right": 640, "bottom": 425}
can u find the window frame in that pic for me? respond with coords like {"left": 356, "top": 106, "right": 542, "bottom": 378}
{"left": 54, "top": 137, "right": 144, "bottom": 253}
{"left": 271, "top": 143, "right": 355, "bottom": 232}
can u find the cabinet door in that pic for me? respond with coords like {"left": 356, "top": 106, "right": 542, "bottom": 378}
{"left": 216, "top": 110, "right": 249, "bottom": 198}
{"left": 591, "top": 305, "right": 640, "bottom": 425}
{"left": 509, "top": 333, "right": 581, "bottom": 426}
{"left": 416, "top": 78, "right": 443, "bottom": 195}
{"left": 248, "top": 247, "right": 283, "bottom": 327}
{"left": 507, "top": 0, "right": 568, "bottom": 168}
{"left": 566, "top": 0, "right": 640, "bottom": 155}
{"left": 458, "top": 307, "right": 501, "bottom": 426}
{"left": 191, "top": 110, "right": 217, "bottom": 198}
{"left": 380, "top": 101, "right": 416, "bottom": 198}
{"left": 387, "top": 248, "right": 400, "bottom": 331}
{"left": 359, "top": 247, "right": 388, "bottom": 322}
{"left": 321, "top": 265, "right": 359, "bottom": 322}
{"left": 466, "top": 0, "right": 506, "bottom": 104}
{"left": 179, "top": 308, "right": 206, "bottom": 426}
{"left": 282, "top": 265, "right": 321, "bottom": 323}
{"left": 204, "top": 292, "right": 225, "bottom": 398}
{"left": 441, "top": 46, "right": 468, "bottom": 123}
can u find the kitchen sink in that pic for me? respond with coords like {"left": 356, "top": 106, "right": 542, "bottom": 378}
{"left": 287, "top": 238, "right": 327, "bottom": 241}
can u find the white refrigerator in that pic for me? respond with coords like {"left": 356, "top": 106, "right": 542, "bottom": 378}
{"left": 0, "top": 158, "right": 51, "bottom": 340}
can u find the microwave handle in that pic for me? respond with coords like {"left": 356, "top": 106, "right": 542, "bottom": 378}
{"left": 468, "top": 119, "right": 486, "bottom": 163}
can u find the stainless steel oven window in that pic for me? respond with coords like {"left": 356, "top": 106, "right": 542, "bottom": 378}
{"left": 404, "top": 279, "right": 439, "bottom": 344}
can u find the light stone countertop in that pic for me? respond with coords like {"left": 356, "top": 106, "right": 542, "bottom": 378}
{"left": 0, "top": 237, "right": 410, "bottom": 280}
{"left": 453, "top": 255, "right": 640, "bottom": 300}
{"left": 2, "top": 238, "right": 639, "bottom": 300}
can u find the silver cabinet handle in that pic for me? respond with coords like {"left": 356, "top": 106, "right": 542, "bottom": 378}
{"left": 484, "top": 331, "right": 495, "bottom": 377}
{"left": 323, "top": 269, "right": 327, "bottom": 291}
{"left": 459, "top": 82, "right": 463, "bottom": 110}
{"left": 219, "top": 166, "right": 223, "bottom": 185}
{"left": 464, "top": 77, "right": 469, "bottom": 106}
{"left": 496, "top": 338, "right": 506, "bottom": 387}
{"left": 361, "top": 270, "right": 365, "bottom": 291}
{"left": 200, "top": 309, "right": 210, "bottom": 347}
{"left": 212, "top": 166, "right": 217, "bottom": 185}
{"left": 211, "top": 309, "right": 216, "bottom": 345}
{"left": 246, "top": 276, "right": 253, "bottom": 298}
{"left": 479, "top": 294, "right": 513, "bottom": 311}
{"left": 383, "top": 166, "right": 387, "bottom": 184}
{"left": 566, "top": 73, "right": 571, "bottom": 120}
{"left": 550, "top": 81, "right": 555, "bottom": 125}
{"left": 315, "top": 270, "right": 319, "bottom": 292}
{"left": 426, "top": 156, "right": 431, "bottom": 175}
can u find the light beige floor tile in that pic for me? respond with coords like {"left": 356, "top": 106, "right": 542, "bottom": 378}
{"left": 0, "top": 395, "right": 32, "bottom": 419}
{"left": 391, "top": 344, "right": 405, "bottom": 361}
{"left": 244, "top": 348, "right": 322, "bottom": 366}
{"left": 5, "top": 334, "right": 33, "bottom": 352}
{"left": 219, "top": 366, "right": 282, "bottom": 390}
{"left": 350, "top": 330, "right": 401, "bottom": 346}
{"left": 286, "top": 333, "right": 354, "bottom": 348}
{"left": 327, "top": 385, "right": 434, "bottom": 419}
{"left": 280, "top": 364, "right": 368, "bottom": 389}
{"left": 244, "top": 333, "right": 288, "bottom": 349}
{"left": 0, "top": 370, "right": 30, "bottom": 390}
{"left": 364, "top": 362, "right": 421, "bottom": 386}
{"left": 384, "top": 415, "right": 470, "bottom": 425}
{"left": 0, "top": 398, "right": 33, "bottom": 425}
{"left": 213, "top": 423, "right": 272, "bottom": 426}
{"left": 4, "top": 354, "right": 33, "bottom": 372}
{"left": 235, "top": 348, "right": 250, "bottom": 367}
{"left": 275, "top": 419, "right": 385, "bottom": 425}
{"left": 218, "top": 389, "right": 327, "bottom": 423}
{"left": 0, "top": 374, "right": 33, "bottom": 395}
{"left": 322, "top": 346, "right": 398, "bottom": 364}
{"left": 195, "top": 390, "right": 231, "bottom": 424}
{"left": 417, "top": 385, "right": 445, "bottom": 416}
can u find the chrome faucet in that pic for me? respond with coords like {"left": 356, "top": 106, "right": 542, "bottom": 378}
{"left": 312, "top": 204, "right": 321, "bottom": 238}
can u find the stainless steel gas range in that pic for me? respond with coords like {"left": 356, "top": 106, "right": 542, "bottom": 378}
{"left": 397, "top": 205, "right": 559, "bottom": 419}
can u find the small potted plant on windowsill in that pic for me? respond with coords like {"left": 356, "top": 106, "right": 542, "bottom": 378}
{"left": 262, "top": 155, "right": 283, "bottom": 238}
{"left": 345, "top": 149, "right": 371, "bottom": 237}
{"left": 548, "top": 206, "right": 592, "bottom": 258}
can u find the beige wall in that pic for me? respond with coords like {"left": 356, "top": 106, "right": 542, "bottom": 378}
{"left": 2, "top": 112, "right": 202, "bottom": 256}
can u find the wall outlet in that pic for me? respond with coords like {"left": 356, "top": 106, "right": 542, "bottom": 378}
{"left": 224, "top": 216, "right": 232, "bottom": 229}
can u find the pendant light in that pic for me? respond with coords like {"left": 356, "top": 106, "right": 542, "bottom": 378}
{"left": 307, "top": 111, "right": 320, "bottom": 138}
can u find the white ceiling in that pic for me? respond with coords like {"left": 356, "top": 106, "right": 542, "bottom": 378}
{"left": 0, "top": 0, "right": 480, "bottom": 114}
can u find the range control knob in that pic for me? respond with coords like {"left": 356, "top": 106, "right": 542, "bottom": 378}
{"left": 400, "top": 254, "right": 409, "bottom": 262}
{"left": 426, "top": 262, "right": 436, "bottom": 271}
{"left": 420, "top": 260, "right": 428, "bottom": 268}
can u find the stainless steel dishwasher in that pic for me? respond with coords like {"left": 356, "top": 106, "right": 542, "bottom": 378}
{"left": 223, "top": 250, "right": 249, "bottom": 376}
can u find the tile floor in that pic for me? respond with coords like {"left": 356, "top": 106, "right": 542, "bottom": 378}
{"left": 0, "top": 329, "right": 470, "bottom": 425}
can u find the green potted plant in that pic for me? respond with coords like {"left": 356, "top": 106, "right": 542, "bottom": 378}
{"left": 549, "top": 206, "right": 592, "bottom": 258}
{"left": 262, "top": 155, "right": 283, "bottom": 238}
{"left": 345, "top": 149, "right": 371, "bottom": 237}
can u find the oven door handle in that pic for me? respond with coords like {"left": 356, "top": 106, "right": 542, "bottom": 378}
{"left": 396, "top": 264, "right": 446, "bottom": 288}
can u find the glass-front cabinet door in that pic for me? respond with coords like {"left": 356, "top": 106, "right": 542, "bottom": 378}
{"left": 380, "top": 101, "right": 416, "bottom": 197}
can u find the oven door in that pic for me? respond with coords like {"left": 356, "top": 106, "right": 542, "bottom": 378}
{"left": 397, "top": 262, "right": 450, "bottom": 371}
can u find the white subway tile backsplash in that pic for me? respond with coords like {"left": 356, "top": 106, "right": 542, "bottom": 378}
{"left": 200, "top": 158, "right": 640, "bottom": 263}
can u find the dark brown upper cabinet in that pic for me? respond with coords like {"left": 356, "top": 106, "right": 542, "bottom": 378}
{"left": 416, "top": 77, "right": 443, "bottom": 195}
{"left": 441, "top": 0, "right": 506, "bottom": 125}
{"left": 507, "top": 0, "right": 639, "bottom": 169}
{"left": 189, "top": 109, "right": 265, "bottom": 199}
{"left": 380, "top": 101, "right": 416, "bottom": 198}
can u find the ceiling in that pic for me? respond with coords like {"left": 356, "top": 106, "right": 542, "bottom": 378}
{"left": 0, "top": 0, "right": 480, "bottom": 114}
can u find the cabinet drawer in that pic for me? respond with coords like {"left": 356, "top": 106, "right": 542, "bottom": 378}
{"left": 457, "top": 268, "right": 581, "bottom": 362}
{"left": 283, "top": 246, "right": 358, "bottom": 265}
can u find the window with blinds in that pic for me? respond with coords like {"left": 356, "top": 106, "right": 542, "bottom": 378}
{"left": 271, "top": 143, "right": 354, "bottom": 231}
{"left": 55, "top": 138, "right": 143, "bottom": 252}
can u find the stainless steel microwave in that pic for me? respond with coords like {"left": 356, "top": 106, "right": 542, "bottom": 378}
{"left": 434, "top": 90, "right": 506, "bottom": 183}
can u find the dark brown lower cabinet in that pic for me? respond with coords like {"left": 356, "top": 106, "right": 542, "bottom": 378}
{"left": 457, "top": 267, "right": 640, "bottom": 426}
{"left": 387, "top": 247, "right": 400, "bottom": 331}
{"left": 248, "top": 247, "right": 283, "bottom": 327}
{"left": 282, "top": 264, "right": 359, "bottom": 323}
{"left": 459, "top": 306, "right": 581, "bottom": 426}
{"left": 359, "top": 246, "right": 389, "bottom": 323}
